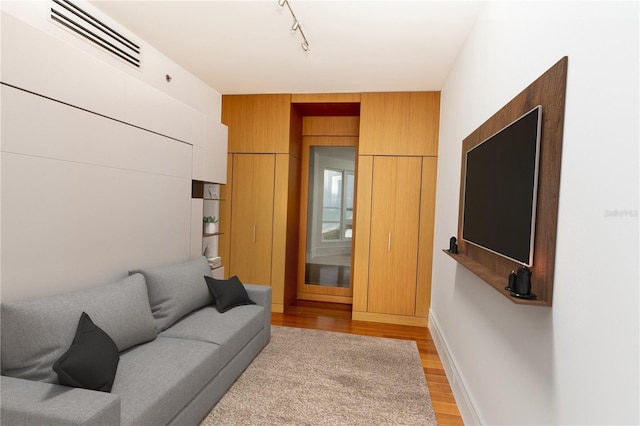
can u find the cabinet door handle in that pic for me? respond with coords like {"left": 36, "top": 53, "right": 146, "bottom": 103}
{"left": 388, "top": 232, "right": 391, "bottom": 252}
{"left": 253, "top": 225, "right": 256, "bottom": 244}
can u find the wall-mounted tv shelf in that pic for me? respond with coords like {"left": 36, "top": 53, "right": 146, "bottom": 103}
{"left": 451, "top": 57, "right": 567, "bottom": 307}
{"left": 443, "top": 250, "right": 546, "bottom": 306}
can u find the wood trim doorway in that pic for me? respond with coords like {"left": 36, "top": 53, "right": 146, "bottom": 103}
{"left": 297, "top": 136, "right": 358, "bottom": 304}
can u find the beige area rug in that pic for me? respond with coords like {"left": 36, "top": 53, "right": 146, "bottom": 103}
{"left": 200, "top": 326, "right": 436, "bottom": 425}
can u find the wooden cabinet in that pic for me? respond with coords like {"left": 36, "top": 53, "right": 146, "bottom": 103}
{"left": 367, "top": 156, "right": 422, "bottom": 316}
{"left": 228, "top": 154, "right": 275, "bottom": 285}
{"left": 220, "top": 92, "right": 438, "bottom": 321}
{"left": 353, "top": 156, "right": 437, "bottom": 327}
{"left": 222, "top": 94, "right": 291, "bottom": 153}
{"left": 359, "top": 92, "right": 440, "bottom": 156}
{"left": 220, "top": 93, "right": 302, "bottom": 314}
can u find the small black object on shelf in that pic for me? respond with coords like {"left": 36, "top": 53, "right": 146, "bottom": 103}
{"left": 448, "top": 236, "right": 458, "bottom": 254}
{"left": 510, "top": 265, "right": 535, "bottom": 299}
{"left": 505, "top": 270, "right": 517, "bottom": 292}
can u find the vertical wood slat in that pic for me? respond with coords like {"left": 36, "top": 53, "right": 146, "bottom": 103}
{"left": 416, "top": 157, "right": 438, "bottom": 318}
{"left": 218, "top": 154, "right": 233, "bottom": 278}
{"left": 272, "top": 153, "right": 290, "bottom": 312}
{"left": 352, "top": 155, "right": 374, "bottom": 313}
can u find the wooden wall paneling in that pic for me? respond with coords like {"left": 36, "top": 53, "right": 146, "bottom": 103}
{"left": 452, "top": 56, "right": 568, "bottom": 306}
{"left": 367, "top": 157, "right": 422, "bottom": 316}
{"left": 221, "top": 94, "right": 291, "bottom": 153}
{"left": 272, "top": 154, "right": 291, "bottom": 313}
{"left": 351, "top": 155, "right": 374, "bottom": 313}
{"left": 416, "top": 157, "right": 438, "bottom": 318}
{"left": 284, "top": 154, "right": 301, "bottom": 309}
{"left": 359, "top": 92, "right": 440, "bottom": 156}
{"left": 289, "top": 104, "right": 303, "bottom": 160}
{"left": 291, "top": 93, "right": 361, "bottom": 103}
{"left": 302, "top": 116, "right": 360, "bottom": 136}
{"left": 229, "top": 154, "right": 275, "bottom": 285}
{"left": 219, "top": 153, "right": 233, "bottom": 278}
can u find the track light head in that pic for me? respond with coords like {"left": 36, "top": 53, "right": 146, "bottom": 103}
{"left": 277, "top": 0, "right": 310, "bottom": 54}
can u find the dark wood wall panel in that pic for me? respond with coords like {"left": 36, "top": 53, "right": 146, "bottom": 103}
{"left": 448, "top": 56, "right": 568, "bottom": 306}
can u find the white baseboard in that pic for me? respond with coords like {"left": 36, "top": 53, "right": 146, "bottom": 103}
{"left": 428, "top": 310, "right": 482, "bottom": 425}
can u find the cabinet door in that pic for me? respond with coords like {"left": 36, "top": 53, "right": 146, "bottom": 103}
{"left": 229, "top": 154, "right": 275, "bottom": 285}
{"left": 367, "top": 156, "right": 422, "bottom": 316}
{"left": 359, "top": 92, "right": 440, "bottom": 156}
{"left": 222, "top": 95, "right": 291, "bottom": 153}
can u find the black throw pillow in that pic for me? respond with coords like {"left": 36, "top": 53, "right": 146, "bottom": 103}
{"left": 204, "top": 275, "right": 256, "bottom": 313}
{"left": 53, "top": 312, "right": 119, "bottom": 392}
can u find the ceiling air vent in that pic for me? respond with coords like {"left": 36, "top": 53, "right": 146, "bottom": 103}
{"left": 50, "top": 0, "right": 141, "bottom": 68}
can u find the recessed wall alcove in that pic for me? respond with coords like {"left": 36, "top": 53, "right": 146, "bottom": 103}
{"left": 445, "top": 56, "right": 568, "bottom": 307}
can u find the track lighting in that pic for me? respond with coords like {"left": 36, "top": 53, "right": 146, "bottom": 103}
{"left": 277, "top": 0, "right": 310, "bottom": 53}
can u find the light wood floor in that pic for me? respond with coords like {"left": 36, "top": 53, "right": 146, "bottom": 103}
{"left": 271, "top": 300, "right": 464, "bottom": 425}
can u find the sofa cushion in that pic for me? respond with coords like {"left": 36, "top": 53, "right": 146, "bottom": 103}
{"left": 160, "top": 305, "right": 264, "bottom": 367}
{"left": 1, "top": 274, "right": 157, "bottom": 383}
{"left": 53, "top": 312, "right": 120, "bottom": 392}
{"left": 204, "top": 275, "right": 256, "bottom": 313}
{"left": 0, "top": 376, "right": 121, "bottom": 426}
{"left": 111, "top": 336, "right": 221, "bottom": 426}
{"left": 132, "top": 256, "right": 213, "bottom": 332}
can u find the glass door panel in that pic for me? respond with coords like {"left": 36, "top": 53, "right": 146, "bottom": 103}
{"left": 304, "top": 146, "right": 355, "bottom": 288}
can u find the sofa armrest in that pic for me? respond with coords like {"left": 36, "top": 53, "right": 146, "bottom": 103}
{"left": 1, "top": 376, "right": 120, "bottom": 426}
{"left": 244, "top": 284, "right": 272, "bottom": 345}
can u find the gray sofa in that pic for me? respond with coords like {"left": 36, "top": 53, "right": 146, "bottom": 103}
{"left": 0, "top": 256, "right": 271, "bottom": 425}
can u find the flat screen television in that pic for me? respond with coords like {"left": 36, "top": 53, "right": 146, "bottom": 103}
{"left": 462, "top": 105, "right": 542, "bottom": 266}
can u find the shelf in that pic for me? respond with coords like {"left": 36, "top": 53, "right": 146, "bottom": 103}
{"left": 442, "top": 250, "right": 549, "bottom": 306}
{"left": 203, "top": 232, "right": 223, "bottom": 237}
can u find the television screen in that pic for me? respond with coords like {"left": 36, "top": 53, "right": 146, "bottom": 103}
{"left": 462, "top": 105, "right": 542, "bottom": 266}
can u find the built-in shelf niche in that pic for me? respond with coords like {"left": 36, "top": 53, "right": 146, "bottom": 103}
{"left": 447, "top": 57, "right": 568, "bottom": 307}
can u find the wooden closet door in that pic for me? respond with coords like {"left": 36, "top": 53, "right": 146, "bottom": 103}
{"left": 367, "top": 156, "right": 422, "bottom": 316}
{"left": 229, "top": 154, "right": 275, "bottom": 285}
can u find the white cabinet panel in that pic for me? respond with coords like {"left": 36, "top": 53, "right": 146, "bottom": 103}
{"left": 192, "top": 111, "right": 206, "bottom": 148}
{"left": 205, "top": 121, "right": 228, "bottom": 184}
{"left": 192, "top": 145, "right": 206, "bottom": 181}
{"left": 1, "top": 85, "right": 192, "bottom": 179}
{"left": 192, "top": 119, "right": 228, "bottom": 183}
{"left": 0, "top": 11, "right": 126, "bottom": 122}
{"left": 124, "top": 76, "right": 194, "bottom": 143}
{"left": 1, "top": 153, "right": 191, "bottom": 302}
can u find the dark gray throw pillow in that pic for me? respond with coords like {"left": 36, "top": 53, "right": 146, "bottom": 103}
{"left": 204, "top": 276, "right": 256, "bottom": 313}
{"left": 53, "top": 312, "right": 119, "bottom": 392}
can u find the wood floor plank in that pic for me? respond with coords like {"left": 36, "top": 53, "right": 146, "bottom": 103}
{"left": 272, "top": 301, "right": 464, "bottom": 425}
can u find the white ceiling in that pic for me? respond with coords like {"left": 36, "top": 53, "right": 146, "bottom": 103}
{"left": 90, "top": 0, "right": 486, "bottom": 95}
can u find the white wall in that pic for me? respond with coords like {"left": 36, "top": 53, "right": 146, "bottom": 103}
{"left": 0, "top": 1, "right": 225, "bottom": 302}
{"left": 431, "top": 1, "right": 639, "bottom": 425}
